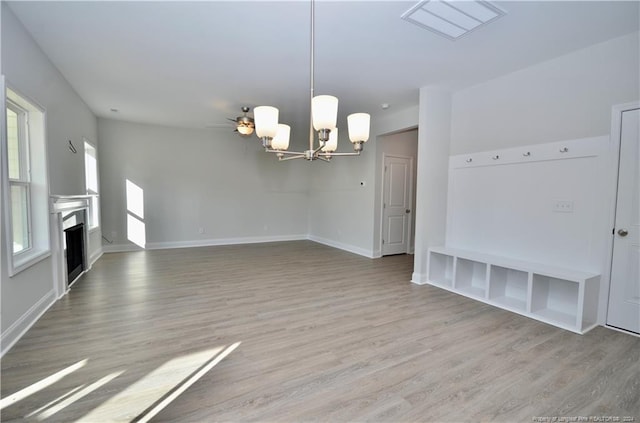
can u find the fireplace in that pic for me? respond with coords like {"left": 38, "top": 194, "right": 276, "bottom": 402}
{"left": 50, "top": 195, "right": 92, "bottom": 297}
{"left": 64, "top": 222, "right": 85, "bottom": 283}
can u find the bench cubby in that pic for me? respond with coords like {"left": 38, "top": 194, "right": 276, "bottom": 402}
{"left": 426, "top": 247, "right": 600, "bottom": 334}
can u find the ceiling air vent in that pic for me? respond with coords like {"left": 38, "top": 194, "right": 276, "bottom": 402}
{"left": 401, "top": 0, "right": 506, "bottom": 41}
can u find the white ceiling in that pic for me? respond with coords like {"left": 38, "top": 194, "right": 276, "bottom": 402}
{"left": 6, "top": 1, "right": 640, "bottom": 140}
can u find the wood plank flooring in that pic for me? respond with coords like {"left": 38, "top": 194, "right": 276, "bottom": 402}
{"left": 1, "top": 241, "right": 638, "bottom": 422}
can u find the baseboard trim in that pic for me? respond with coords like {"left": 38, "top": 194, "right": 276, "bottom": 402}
{"left": 307, "top": 235, "right": 374, "bottom": 259}
{"left": 89, "top": 248, "right": 103, "bottom": 267}
{"left": 102, "top": 234, "right": 376, "bottom": 259}
{"left": 1, "top": 289, "right": 56, "bottom": 357}
{"left": 103, "top": 244, "right": 142, "bottom": 253}
{"left": 411, "top": 272, "right": 428, "bottom": 285}
{"left": 103, "top": 235, "right": 309, "bottom": 253}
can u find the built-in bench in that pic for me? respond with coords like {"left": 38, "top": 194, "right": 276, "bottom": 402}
{"left": 427, "top": 247, "right": 600, "bottom": 334}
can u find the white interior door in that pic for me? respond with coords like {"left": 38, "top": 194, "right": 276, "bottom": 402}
{"left": 382, "top": 155, "right": 412, "bottom": 256}
{"left": 607, "top": 107, "right": 640, "bottom": 334}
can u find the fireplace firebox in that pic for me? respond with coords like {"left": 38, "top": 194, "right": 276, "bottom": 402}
{"left": 65, "top": 223, "right": 85, "bottom": 283}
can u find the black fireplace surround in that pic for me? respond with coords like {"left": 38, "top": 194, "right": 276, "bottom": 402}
{"left": 64, "top": 223, "right": 85, "bottom": 283}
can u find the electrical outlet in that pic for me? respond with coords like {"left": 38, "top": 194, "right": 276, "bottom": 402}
{"left": 553, "top": 200, "right": 574, "bottom": 213}
{"left": 198, "top": 227, "right": 205, "bottom": 234}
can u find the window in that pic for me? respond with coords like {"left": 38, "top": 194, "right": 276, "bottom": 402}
{"left": 2, "top": 85, "right": 50, "bottom": 276}
{"left": 7, "top": 102, "right": 31, "bottom": 254}
{"left": 84, "top": 140, "right": 100, "bottom": 230}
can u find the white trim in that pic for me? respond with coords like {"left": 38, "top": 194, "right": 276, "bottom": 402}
{"left": 49, "top": 195, "right": 91, "bottom": 214}
{"left": 0, "top": 290, "right": 56, "bottom": 357}
{"left": 89, "top": 248, "right": 103, "bottom": 267}
{"left": 3, "top": 82, "right": 51, "bottom": 277}
{"left": 380, "top": 153, "right": 415, "bottom": 256}
{"left": 605, "top": 324, "right": 640, "bottom": 338}
{"left": 103, "top": 243, "right": 142, "bottom": 253}
{"left": 103, "top": 234, "right": 308, "bottom": 253}
{"left": 307, "top": 235, "right": 374, "bottom": 258}
{"left": 103, "top": 234, "right": 375, "bottom": 258}
{"left": 602, "top": 101, "right": 640, "bottom": 326}
{"left": 10, "top": 249, "right": 51, "bottom": 275}
{"left": 411, "top": 272, "right": 428, "bottom": 285}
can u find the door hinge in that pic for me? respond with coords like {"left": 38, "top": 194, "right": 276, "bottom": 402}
{"left": 383, "top": 203, "right": 386, "bottom": 209}
{"left": 382, "top": 239, "right": 385, "bottom": 244}
{"left": 384, "top": 165, "right": 387, "bottom": 172}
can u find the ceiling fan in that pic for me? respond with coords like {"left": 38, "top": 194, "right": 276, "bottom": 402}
{"left": 228, "top": 107, "right": 255, "bottom": 136}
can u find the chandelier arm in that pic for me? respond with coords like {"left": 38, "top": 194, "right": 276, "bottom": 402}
{"left": 318, "top": 151, "right": 361, "bottom": 157}
{"left": 279, "top": 154, "right": 307, "bottom": 161}
{"left": 312, "top": 139, "right": 327, "bottom": 155}
{"left": 265, "top": 148, "right": 307, "bottom": 156}
{"left": 316, "top": 156, "right": 331, "bottom": 162}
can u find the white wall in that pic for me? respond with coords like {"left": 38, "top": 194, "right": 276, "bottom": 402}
{"left": 451, "top": 32, "right": 640, "bottom": 155}
{"left": 412, "top": 88, "right": 452, "bottom": 283}
{"left": 98, "top": 119, "right": 310, "bottom": 250}
{"left": 442, "top": 31, "right": 640, "bottom": 323}
{"left": 1, "top": 4, "right": 99, "bottom": 354}
{"left": 446, "top": 137, "right": 609, "bottom": 272}
{"left": 306, "top": 138, "right": 376, "bottom": 257}
{"left": 307, "top": 104, "right": 420, "bottom": 258}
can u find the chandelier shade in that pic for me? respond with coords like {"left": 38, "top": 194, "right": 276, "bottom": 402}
{"left": 321, "top": 128, "right": 338, "bottom": 152}
{"left": 254, "top": 106, "right": 279, "bottom": 139}
{"left": 271, "top": 124, "right": 291, "bottom": 151}
{"left": 312, "top": 95, "right": 339, "bottom": 131}
{"left": 347, "top": 113, "right": 370, "bottom": 143}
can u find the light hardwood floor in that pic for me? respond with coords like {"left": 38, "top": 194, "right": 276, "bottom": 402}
{"left": 1, "top": 241, "right": 638, "bottom": 422}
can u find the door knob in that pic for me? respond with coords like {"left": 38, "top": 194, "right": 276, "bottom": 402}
{"left": 618, "top": 228, "right": 629, "bottom": 237}
{"left": 406, "top": 209, "right": 411, "bottom": 214}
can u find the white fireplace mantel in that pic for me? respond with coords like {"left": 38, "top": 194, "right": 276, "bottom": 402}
{"left": 50, "top": 194, "right": 93, "bottom": 298}
{"left": 50, "top": 194, "right": 93, "bottom": 214}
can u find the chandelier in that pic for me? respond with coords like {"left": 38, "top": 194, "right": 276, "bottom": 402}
{"left": 253, "top": 0, "right": 370, "bottom": 161}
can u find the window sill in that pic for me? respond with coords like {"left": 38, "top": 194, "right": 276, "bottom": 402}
{"left": 9, "top": 248, "right": 51, "bottom": 277}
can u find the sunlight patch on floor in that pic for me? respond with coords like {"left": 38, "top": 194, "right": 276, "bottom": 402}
{"left": 0, "top": 359, "right": 88, "bottom": 410}
{"left": 77, "top": 342, "right": 240, "bottom": 422}
{"left": 33, "top": 371, "right": 124, "bottom": 420}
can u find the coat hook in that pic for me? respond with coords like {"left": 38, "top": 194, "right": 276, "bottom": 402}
{"left": 492, "top": 155, "right": 499, "bottom": 160}
{"left": 523, "top": 151, "right": 531, "bottom": 157}
{"left": 559, "top": 147, "right": 569, "bottom": 153}
{"left": 466, "top": 158, "right": 473, "bottom": 163}
{"left": 68, "top": 140, "right": 78, "bottom": 154}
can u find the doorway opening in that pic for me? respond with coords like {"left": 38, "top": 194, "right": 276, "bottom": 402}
{"left": 378, "top": 128, "right": 418, "bottom": 256}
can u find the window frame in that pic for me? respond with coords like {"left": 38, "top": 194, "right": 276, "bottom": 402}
{"left": 84, "top": 138, "right": 100, "bottom": 231}
{"left": 2, "top": 80, "right": 51, "bottom": 277}
{"left": 7, "top": 99, "right": 34, "bottom": 255}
